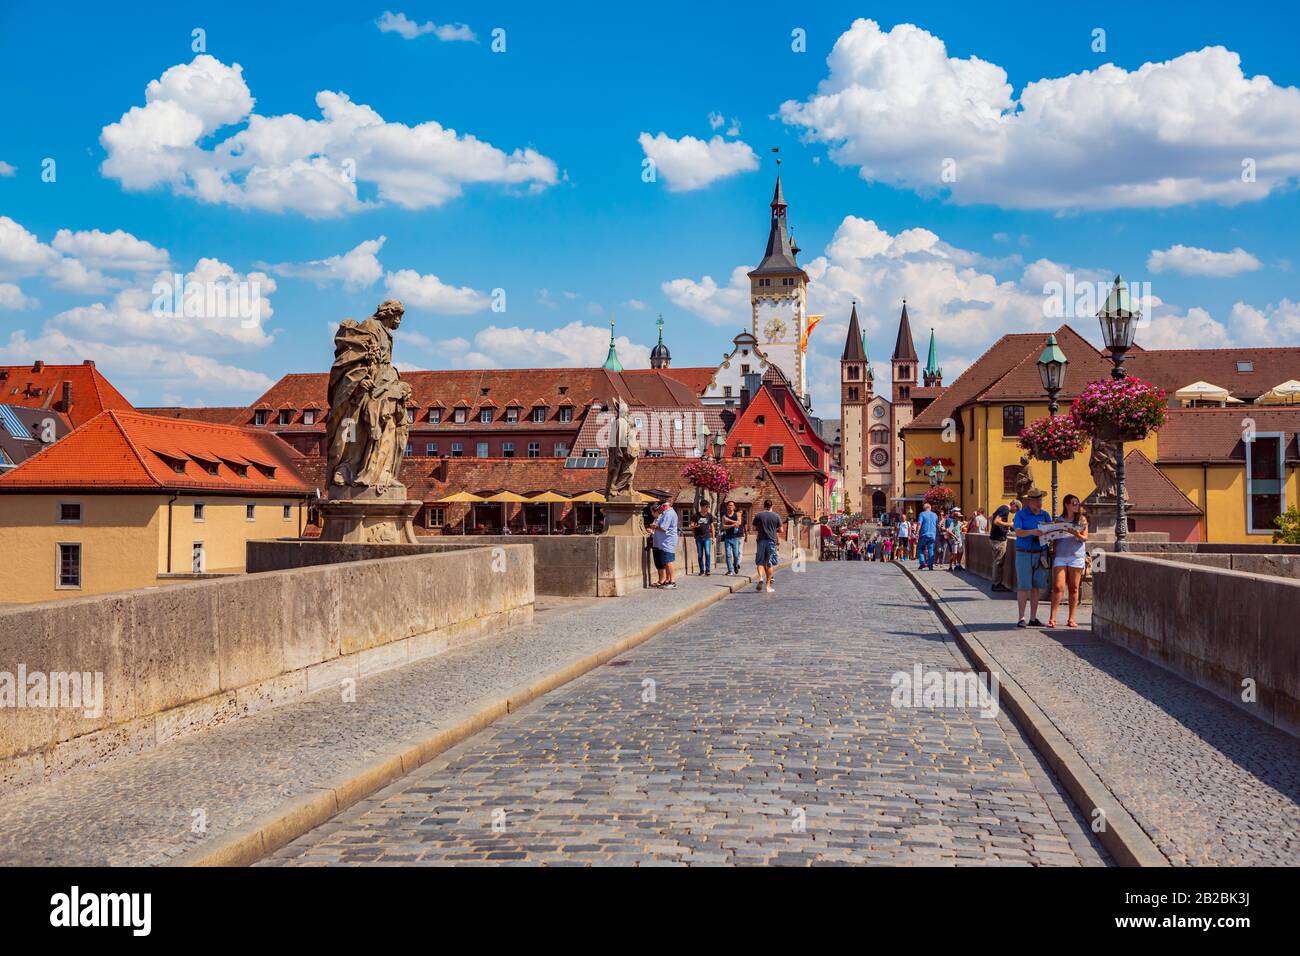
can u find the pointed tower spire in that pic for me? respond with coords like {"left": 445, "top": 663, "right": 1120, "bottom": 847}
{"left": 841, "top": 302, "right": 866, "bottom": 361}
{"left": 892, "top": 299, "right": 918, "bottom": 363}
{"left": 649, "top": 313, "right": 671, "bottom": 369}
{"left": 751, "top": 156, "right": 802, "bottom": 275}
{"left": 602, "top": 314, "right": 623, "bottom": 372}
{"left": 923, "top": 327, "right": 942, "bottom": 387}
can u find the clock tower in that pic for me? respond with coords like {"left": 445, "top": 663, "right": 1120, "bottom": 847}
{"left": 748, "top": 162, "right": 810, "bottom": 406}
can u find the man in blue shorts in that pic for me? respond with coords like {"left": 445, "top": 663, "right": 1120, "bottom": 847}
{"left": 752, "top": 498, "right": 783, "bottom": 593}
{"left": 1013, "top": 487, "right": 1051, "bottom": 627}
{"left": 915, "top": 501, "right": 939, "bottom": 570}
{"left": 647, "top": 500, "right": 679, "bottom": 589}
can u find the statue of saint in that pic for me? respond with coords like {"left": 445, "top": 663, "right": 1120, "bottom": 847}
{"left": 1013, "top": 454, "right": 1036, "bottom": 501}
{"left": 326, "top": 299, "right": 412, "bottom": 495}
{"left": 1088, "top": 437, "right": 1125, "bottom": 500}
{"left": 604, "top": 397, "right": 640, "bottom": 499}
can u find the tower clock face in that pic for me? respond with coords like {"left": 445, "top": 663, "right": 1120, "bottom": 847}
{"left": 871, "top": 448, "right": 889, "bottom": 467}
{"left": 763, "top": 317, "right": 788, "bottom": 342}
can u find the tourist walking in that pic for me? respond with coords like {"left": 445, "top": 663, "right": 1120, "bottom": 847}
{"left": 719, "top": 500, "right": 743, "bottom": 575}
{"left": 916, "top": 502, "right": 939, "bottom": 571}
{"left": 692, "top": 500, "right": 716, "bottom": 575}
{"left": 946, "top": 507, "right": 965, "bottom": 570}
{"left": 1013, "top": 489, "right": 1051, "bottom": 627}
{"left": 896, "top": 513, "right": 911, "bottom": 562}
{"left": 1048, "top": 494, "right": 1089, "bottom": 628}
{"left": 752, "top": 498, "right": 782, "bottom": 594}
{"left": 989, "top": 499, "right": 1019, "bottom": 592}
{"left": 647, "top": 500, "right": 679, "bottom": 589}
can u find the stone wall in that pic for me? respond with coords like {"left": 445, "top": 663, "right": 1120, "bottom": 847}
{"left": 1091, "top": 553, "right": 1300, "bottom": 737}
{"left": 432, "top": 535, "right": 647, "bottom": 597}
{"left": 0, "top": 545, "right": 534, "bottom": 791}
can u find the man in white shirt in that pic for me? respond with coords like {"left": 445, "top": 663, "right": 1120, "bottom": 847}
{"left": 896, "top": 513, "right": 911, "bottom": 561}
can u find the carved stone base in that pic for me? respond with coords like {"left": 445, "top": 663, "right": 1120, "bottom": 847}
{"left": 601, "top": 497, "right": 647, "bottom": 537}
{"left": 318, "top": 497, "right": 420, "bottom": 545}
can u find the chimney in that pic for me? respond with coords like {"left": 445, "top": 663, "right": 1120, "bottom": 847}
{"left": 32, "top": 360, "right": 44, "bottom": 373}
{"left": 82, "top": 359, "right": 95, "bottom": 368}
{"left": 61, "top": 381, "right": 73, "bottom": 412}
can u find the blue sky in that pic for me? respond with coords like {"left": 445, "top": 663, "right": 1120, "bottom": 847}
{"left": 1, "top": 1, "right": 1298, "bottom": 412}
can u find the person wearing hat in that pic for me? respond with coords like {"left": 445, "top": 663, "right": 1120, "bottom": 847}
{"left": 945, "top": 507, "right": 965, "bottom": 570}
{"left": 1012, "top": 488, "right": 1052, "bottom": 626}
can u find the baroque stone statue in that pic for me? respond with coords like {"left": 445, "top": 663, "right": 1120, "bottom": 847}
{"left": 604, "top": 397, "right": 640, "bottom": 499}
{"left": 1013, "top": 454, "right": 1035, "bottom": 501}
{"left": 326, "top": 299, "right": 412, "bottom": 495}
{"left": 1088, "top": 436, "right": 1126, "bottom": 500}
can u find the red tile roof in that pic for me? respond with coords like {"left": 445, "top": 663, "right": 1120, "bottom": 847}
{"left": 649, "top": 366, "right": 716, "bottom": 396}
{"left": 978, "top": 325, "right": 1114, "bottom": 402}
{"left": 1100, "top": 449, "right": 1201, "bottom": 516}
{"left": 0, "top": 361, "right": 134, "bottom": 429}
{"left": 908, "top": 332, "right": 1045, "bottom": 429}
{"left": 1127, "top": 348, "right": 1300, "bottom": 401}
{"left": 137, "top": 406, "right": 248, "bottom": 425}
{"left": 571, "top": 406, "right": 729, "bottom": 455}
{"left": 1156, "top": 407, "right": 1300, "bottom": 463}
{"left": 236, "top": 367, "right": 704, "bottom": 430}
{"left": 724, "top": 386, "right": 824, "bottom": 474}
{"left": 0, "top": 410, "right": 313, "bottom": 495}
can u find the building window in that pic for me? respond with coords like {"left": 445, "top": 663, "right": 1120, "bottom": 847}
{"left": 58, "top": 502, "right": 82, "bottom": 523}
{"left": 406, "top": 408, "right": 416, "bottom": 425}
{"left": 870, "top": 427, "right": 888, "bottom": 446}
{"left": 405, "top": 442, "right": 413, "bottom": 457}
{"left": 246, "top": 504, "right": 256, "bottom": 522}
{"left": 451, "top": 443, "right": 464, "bottom": 458}
{"left": 723, "top": 385, "right": 733, "bottom": 398}
{"left": 303, "top": 409, "right": 317, "bottom": 426}
{"left": 454, "top": 408, "right": 467, "bottom": 424}
{"left": 898, "top": 365, "right": 909, "bottom": 380}
{"left": 528, "top": 442, "right": 540, "bottom": 458}
{"left": 425, "top": 442, "right": 438, "bottom": 456}
{"left": 427, "top": 507, "right": 446, "bottom": 528}
{"left": 847, "top": 387, "right": 859, "bottom": 401}
{"left": 1003, "top": 465, "right": 1020, "bottom": 496}
{"left": 846, "top": 365, "right": 860, "bottom": 381}
{"left": 57, "top": 543, "right": 81, "bottom": 589}
{"left": 532, "top": 407, "right": 546, "bottom": 423}
{"left": 479, "top": 408, "right": 493, "bottom": 424}
{"left": 192, "top": 542, "right": 205, "bottom": 574}
{"left": 768, "top": 445, "right": 784, "bottom": 465}
{"left": 505, "top": 407, "right": 519, "bottom": 423}
{"left": 1237, "top": 360, "right": 1254, "bottom": 373}
{"left": 1002, "top": 405, "right": 1025, "bottom": 438}
{"left": 1246, "top": 434, "right": 1285, "bottom": 534}
{"left": 502, "top": 442, "right": 514, "bottom": 458}
{"left": 554, "top": 443, "right": 569, "bottom": 457}
{"left": 283, "top": 504, "right": 293, "bottom": 521}
{"left": 428, "top": 408, "right": 442, "bottom": 423}
{"left": 278, "top": 409, "right": 293, "bottom": 426}
{"left": 254, "top": 409, "right": 269, "bottom": 427}
{"left": 194, "top": 502, "right": 206, "bottom": 522}
{"left": 476, "top": 442, "right": 489, "bottom": 458}
{"left": 559, "top": 406, "right": 573, "bottom": 423}
{"left": 755, "top": 414, "right": 765, "bottom": 425}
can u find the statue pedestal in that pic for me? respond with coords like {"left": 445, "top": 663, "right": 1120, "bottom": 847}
{"left": 319, "top": 485, "right": 420, "bottom": 545}
{"left": 601, "top": 497, "right": 646, "bottom": 537}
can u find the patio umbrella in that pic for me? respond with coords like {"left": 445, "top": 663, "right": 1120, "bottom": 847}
{"left": 484, "top": 490, "right": 530, "bottom": 532}
{"left": 570, "top": 490, "right": 606, "bottom": 533}
{"left": 1174, "top": 381, "right": 1239, "bottom": 406}
{"left": 527, "top": 491, "right": 570, "bottom": 534}
{"left": 1257, "top": 379, "right": 1300, "bottom": 405}
{"left": 435, "top": 490, "right": 486, "bottom": 534}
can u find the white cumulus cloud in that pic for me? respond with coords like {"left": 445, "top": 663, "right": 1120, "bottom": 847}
{"left": 101, "top": 55, "right": 557, "bottom": 217}
{"left": 638, "top": 132, "right": 758, "bottom": 192}
{"left": 436, "top": 321, "right": 651, "bottom": 369}
{"left": 1146, "top": 244, "right": 1261, "bottom": 277}
{"left": 263, "top": 236, "right": 386, "bottom": 289}
{"left": 780, "top": 18, "right": 1300, "bottom": 210}
{"left": 376, "top": 11, "right": 476, "bottom": 42}
{"left": 385, "top": 268, "right": 490, "bottom": 314}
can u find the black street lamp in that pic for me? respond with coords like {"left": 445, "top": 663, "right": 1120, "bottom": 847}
{"left": 1037, "top": 333, "right": 1068, "bottom": 517}
{"left": 1097, "top": 275, "right": 1140, "bottom": 552}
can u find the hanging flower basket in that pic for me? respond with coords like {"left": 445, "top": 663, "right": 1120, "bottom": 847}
{"left": 922, "top": 485, "right": 956, "bottom": 511}
{"left": 681, "top": 458, "right": 732, "bottom": 495}
{"left": 1071, "top": 376, "right": 1167, "bottom": 442}
{"left": 1018, "top": 414, "right": 1087, "bottom": 462}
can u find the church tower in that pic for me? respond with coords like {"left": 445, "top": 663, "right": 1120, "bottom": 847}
{"left": 840, "top": 302, "right": 867, "bottom": 514}
{"left": 923, "top": 327, "right": 942, "bottom": 387}
{"left": 747, "top": 160, "right": 810, "bottom": 406}
{"left": 650, "top": 314, "right": 671, "bottom": 369}
{"left": 890, "top": 300, "right": 918, "bottom": 502}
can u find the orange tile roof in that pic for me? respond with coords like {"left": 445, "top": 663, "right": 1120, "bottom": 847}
{"left": 724, "top": 387, "right": 824, "bottom": 474}
{"left": 136, "top": 406, "right": 249, "bottom": 425}
{"left": 657, "top": 366, "right": 716, "bottom": 396}
{"left": 1103, "top": 449, "right": 1201, "bottom": 516}
{"left": 571, "top": 406, "right": 729, "bottom": 456}
{"left": 908, "top": 333, "right": 1045, "bottom": 429}
{"left": 0, "top": 410, "right": 313, "bottom": 495}
{"left": 0, "top": 360, "right": 134, "bottom": 429}
{"left": 1156, "top": 407, "right": 1300, "bottom": 463}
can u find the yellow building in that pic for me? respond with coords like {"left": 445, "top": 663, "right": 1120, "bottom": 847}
{"left": 0, "top": 410, "right": 313, "bottom": 604}
{"left": 901, "top": 324, "right": 1300, "bottom": 543}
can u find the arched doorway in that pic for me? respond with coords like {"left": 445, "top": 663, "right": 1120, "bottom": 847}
{"left": 871, "top": 490, "right": 886, "bottom": 518}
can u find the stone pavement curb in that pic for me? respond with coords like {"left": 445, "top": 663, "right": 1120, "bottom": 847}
{"left": 899, "top": 563, "right": 1170, "bottom": 868}
{"left": 172, "top": 569, "right": 771, "bottom": 867}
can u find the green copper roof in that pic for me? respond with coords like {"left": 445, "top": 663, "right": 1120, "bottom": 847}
{"left": 1101, "top": 274, "right": 1136, "bottom": 316}
{"left": 1038, "top": 332, "right": 1068, "bottom": 367}
{"left": 602, "top": 317, "right": 623, "bottom": 372}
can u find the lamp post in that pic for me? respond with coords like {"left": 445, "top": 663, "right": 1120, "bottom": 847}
{"left": 1036, "top": 334, "right": 1069, "bottom": 517}
{"left": 1097, "top": 275, "right": 1140, "bottom": 552}
{"left": 928, "top": 462, "right": 946, "bottom": 487}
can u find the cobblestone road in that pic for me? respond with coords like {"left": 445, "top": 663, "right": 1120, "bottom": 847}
{"left": 266, "top": 563, "right": 1107, "bottom": 866}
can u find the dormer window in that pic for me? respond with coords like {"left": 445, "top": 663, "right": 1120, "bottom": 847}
{"left": 454, "top": 408, "right": 467, "bottom": 424}
{"left": 429, "top": 408, "right": 441, "bottom": 423}
{"left": 254, "top": 409, "right": 269, "bottom": 427}
{"left": 1237, "top": 360, "right": 1254, "bottom": 373}
{"left": 505, "top": 407, "right": 519, "bottom": 423}
{"left": 479, "top": 408, "right": 493, "bottom": 424}
{"left": 559, "top": 407, "right": 573, "bottom": 423}
{"left": 278, "top": 409, "right": 293, "bottom": 426}
{"left": 532, "top": 407, "right": 546, "bottom": 424}
{"left": 303, "top": 409, "right": 317, "bottom": 426}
